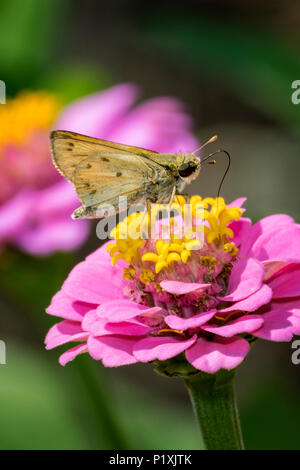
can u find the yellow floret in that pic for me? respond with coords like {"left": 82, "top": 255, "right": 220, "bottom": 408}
{"left": 0, "top": 91, "right": 60, "bottom": 150}
{"left": 108, "top": 196, "right": 242, "bottom": 273}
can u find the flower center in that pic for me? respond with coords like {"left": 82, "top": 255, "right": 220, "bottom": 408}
{"left": 107, "top": 196, "right": 242, "bottom": 318}
{"left": 0, "top": 91, "right": 60, "bottom": 151}
{"left": 0, "top": 91, "right": 61, "bottom": 202}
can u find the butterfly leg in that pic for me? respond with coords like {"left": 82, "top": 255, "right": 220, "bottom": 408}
{"left": 168, "top": 185, "right": 177, "bottom": 206}
{"left": 167, "top": 185, "right": 181, "bottom": 224}
{"left": 146, "top": 199, "right": 152, "bottom": 239}
{"left": 139, "top": 205, "right": 148, "bottom": 238}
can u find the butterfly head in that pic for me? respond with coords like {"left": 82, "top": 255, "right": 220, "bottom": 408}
{"left": 178, "top": 153, "right": 201, "bottom": 183}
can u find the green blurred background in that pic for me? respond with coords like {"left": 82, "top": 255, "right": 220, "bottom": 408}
{"left": 1, "top": 0, "right": 300, "bottom": 449}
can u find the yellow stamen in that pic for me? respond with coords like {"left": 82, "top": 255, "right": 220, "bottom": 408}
{"left": 167, "top": 252, "right": 181, "bottom": 264}
{"left": 224, "top": 242, "right": 239, "bottom": 256}
{"left": 123, "top": 266, "right": 136, "bottom": 280}
{"left": 200, "top": 256, "right": 219, "bottom": 268}
{"left": 169, "top": 243, "right": 184, "bottom": 253}
{"left": 214, "top": 312, "right": 237, "bottom": 323}
{"left": 142, "top": 252, "right": 159, "bottom": 263}
{"left": 155, "top": 260, "right": 168, "bottom": 274}
{"left": 157, "top": 328, "right": 184, "bottom": 336}
{"left": 139, "top": 269, "right": 156, "bottom": 284}
{"left": 181, "top": 249, "right": 191, "bottom": 263}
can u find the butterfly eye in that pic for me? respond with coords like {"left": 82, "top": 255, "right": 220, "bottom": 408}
{"left": 178, "top": 164, "right": 197, "bottom": 178}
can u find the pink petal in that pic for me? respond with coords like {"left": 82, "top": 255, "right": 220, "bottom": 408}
{"left": 289, "top": 315, "right": 300, "bottom": 332}
{"left": 62, "top": 260, "right": 124, "bottom": 304}
{"left": 160, "top": 280, "right": 211, "bottom": 295}
{"left": 228, "top": 217, "right": 251, "bottom": 247}
{"left": 85, "top": 241, "right": 116, "bottom": 263}
{"left": 248, "top": 225, "right": 300, "bottom": 262}
{"left": 96, "top": 299, "right": 162, "bottom": 322}
{"left": 165, "top": 310, "right": 216, "bottom": 330}
{"left": 253, "top": 309, "right": 300, "bottom": 342}
{"left": 101, "top": 321, "right": 151, "bottom": 336}
{"left": 201, "top": 315, "right": 264, "bottom": 337}
{"left": 59, "top": 344, "right": 87, "bottom": 366}
{"left": 15, "top": 217, "right": 89, "bottom": 256}
{"left": 133, "top": 335, "right": 197, "bottom": 362}
{"left": 85, "top": 241, "right": 127, "bottom": 270}
{"left": 85, "top": 241, "right": 127, "bottom": 279}
{"left": 261, "top": 298, "right": 300, "bottom": 316}
{"left": 227, "top": 197, "right": 247, "bottom": 209}
{"left": 46, "top": 290, "right": 94, "bottom": 322}
{"left": 109, "top": 97, "right": 198, "bottom": 153}
{"left": 239, "top": 214, "right": 294, "bottom": 258}
{"left": 218, "top": 284, "right": 272, "bottom": 313}
{"left": 220, "top": 257, "right": 264, "bottom": 302}
{"left": 56, "top": 84, "right": 139, "bottom": 138}
{"left": 45, "top": 320, "right": 87, "bottom": 349}
{"left": 84, "top": 310, "right": 152, "bottom": 336}
{"left": 87, "top": 335, "right": 139, "bottom": 366}
{"left": 81, "top": 309, "right": 99, "bottom": 332}
{"left": 5, "top": 182, "right": 89, "bottom": 255}
{"left": 33, "top": 180, "right": 80, "bottom": 218}
{"left": 268, "top": 264, "right": 300, "bottom": 298}
{"left": 137, "top": 308, "right": 167, "bottom": 327}
{"left": 0, "top": 189, "right": 34, "bottom": 239}
{"left": 186, "top": 337, "right": 250, "bottom": 373}
{"left": 263, "top": 260, "right": 299, "bottom": 281}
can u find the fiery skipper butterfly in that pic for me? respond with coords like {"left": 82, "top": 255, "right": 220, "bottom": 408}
{"left": 50, "top": 130, "right": 217, "bottom": 219}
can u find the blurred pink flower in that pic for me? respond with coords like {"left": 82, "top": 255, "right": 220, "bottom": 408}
{"left": 0, "top": 85, "right": 198, "bottom": 255}
{"left": 46, "top": 197, "right": 300, "bottom": 372}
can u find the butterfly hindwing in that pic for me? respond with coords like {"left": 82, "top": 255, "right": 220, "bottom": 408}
{"left": 74, "top": 152, "right": 151, "bottom": 208}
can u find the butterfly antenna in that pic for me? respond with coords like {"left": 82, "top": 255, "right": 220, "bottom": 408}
{"left": 192, "top": 135, "right": 218, "bottom": 155}
{"left": 201, "top": 149, "right": 231, "bottom": 199}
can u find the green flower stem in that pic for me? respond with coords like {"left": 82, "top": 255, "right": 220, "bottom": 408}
{"left": 184, "top": 369, "right": 244, "bottom": 450}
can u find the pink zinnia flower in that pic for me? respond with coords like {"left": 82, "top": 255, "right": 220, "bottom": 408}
{"left": 0, "top": 85, "right": 197, "bottom": 255}
{"left": 0, "top": 92, "right": 89, "bottom": 255}
{"left": 46, "top": 196, "right": 300, "bottom": 373}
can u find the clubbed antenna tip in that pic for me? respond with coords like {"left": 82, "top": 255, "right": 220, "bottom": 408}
{"left": 192, "top": 135, "right": 218, "bottom": 155}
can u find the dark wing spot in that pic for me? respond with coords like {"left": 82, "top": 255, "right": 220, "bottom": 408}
{"left": 69, "top": 142, "right": 74, "bottom": 147}
{"left": 90, "top": 190, "right": 96, "bottom": 195}
{"left": 86, "top": 163, "right": 92, "bottom": 169}
{"left": 101, "top": 157, "right": 109, "bottom": 162}
{"left": 116, "top": 172, "right": 122, "bottom": 177}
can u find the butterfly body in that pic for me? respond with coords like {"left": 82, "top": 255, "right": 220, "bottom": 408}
{"left": 50, "top": 131, "right": 201, "bottom": 219}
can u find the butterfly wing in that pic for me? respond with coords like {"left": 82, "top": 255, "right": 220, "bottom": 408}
{"left": 74, "top": 152, "right": 152, "bottom": 207}
{"left": 50, "top": 130, "right": 177, "bottom": 219}
{"left": 50, "top": 130, "right": 160, "bottom": 183}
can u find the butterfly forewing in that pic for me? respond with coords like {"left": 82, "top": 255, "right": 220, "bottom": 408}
{"left": 50, "top": 130, "right": 161, "bottom": 183}
{"left": 50, "top": 130, "right": 183, "bottom": 218}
